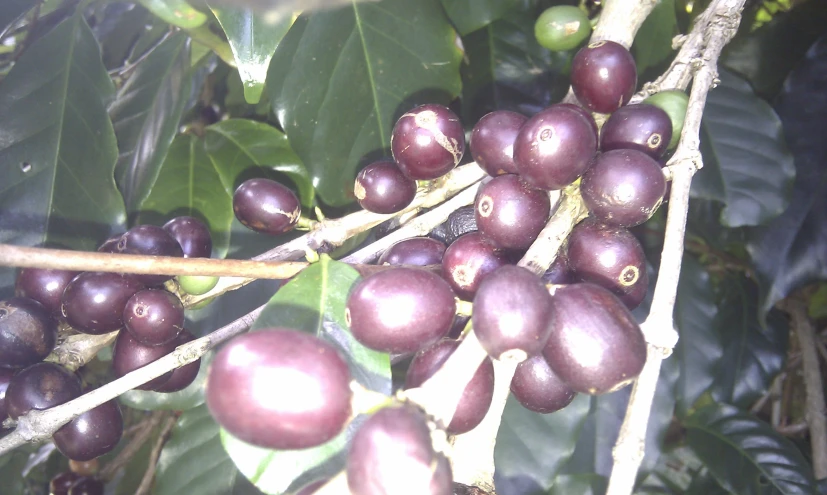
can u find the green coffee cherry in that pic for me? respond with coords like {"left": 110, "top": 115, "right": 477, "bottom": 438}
{"left": 535, "top": 6, "right": 591, "bottom": 52}
{"left": 643, "top": 90, "right": 689, "bottom": 149}
{"left": 178, "top": 275, "right": 219, "bottom": 296}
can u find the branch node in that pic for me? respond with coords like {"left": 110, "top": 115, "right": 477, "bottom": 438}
{"left": 640, "top": 319, "right": 679, "bottom": 357}
{"left": 671, "top": 34, "right": 687, "bottom": 50}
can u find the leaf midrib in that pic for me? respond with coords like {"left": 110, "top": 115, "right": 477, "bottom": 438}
{"left": 352, "top": 2, "right": 386, "bottom": 147}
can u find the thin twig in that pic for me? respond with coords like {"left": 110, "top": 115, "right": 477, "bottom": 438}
{"left": 135, "top": 413, "right": 179, "bottom": 495}
{"left": 99, "top": 412, "right": 166, "bottom": 482}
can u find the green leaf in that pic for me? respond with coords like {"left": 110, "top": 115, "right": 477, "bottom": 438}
{"left": 267, "top": 0, "right": 463, "bottom": 206}
{"left": 136, "top": 0, "right": 207, "bottom": 29}
{"left": 807, "top": 284, "right": 827, "bottom": 320}
{"left": 549, "top": 473, "right": 607, "bottom": 495}
{"left": 632, "top": 0, "right": 677, "bottom": 75}
{"left": 685, "top": 403, "right": 817, "bottom": 494}
{"left": 0, "top": 13, "right": 126, "bottom": 288}
{"left": 0, "top": 0, "right": 32, "bottom": 37}
{"left": 92, "top": 3, "right": 159, "bottom": 71}
{"left": 0, "top": 449, "right": 31, "bottom": 495}
{"left": 119, "top": 352, "right": 209, "bottom": 411}
{"left": 110, "top": 32, "right": 192, "bottom": 215}
{"left": 635, "top": 446, "right": 707, "bottom": 495}
{"left": 441, "top": 0, "right": 519, "bottom": 35}
{"left": 210, "top": 5, "right": 294, "bottom": 104}
{"left": 692, "top": 69, "right": 795, "bottom": 227}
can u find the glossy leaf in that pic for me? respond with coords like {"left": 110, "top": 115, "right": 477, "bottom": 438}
{"left": 0, "top": 13, "right": 125, "bottom": 290}
{"left": 632, "top": 0, "right": 677, "bottom": 75}
{"left": 92, "top": 3, "right": 159, "bottom": 71}
{"left": 267, "top": 0, "right": 463, "bottom": 206}
{"left": 136, "top": 0, "right": 207, "bottom": 29}
{"left": 635, "top": 446, "right": 707, "bottom": 495}
{"left": 747, "top": 37, "right": 827, "bottom": 315}
{"left": 685, "top": 403, "right": 817, "bottom": 494}
{"left": 210, "top": 5, "right": 294, "bottom": 104}
{"left": 708, "top": 276, "right": 788, "bottom": 409}
{"left": 441, "top": 0, "right": 519, "bottom": 35}
{"left": 0, "top": 449, "right": 32, "bottom": 495}
{"left": 692, "top": 69, "right": 795, "bottom": 227}
{"left": 110, "top": 32, "right": 191, "bottom": 214}
{"left": 0, "top": 0, "right": 32, "bottom": 37}
{"left": 119, "top": 352, "right": 209, "bottom": 411}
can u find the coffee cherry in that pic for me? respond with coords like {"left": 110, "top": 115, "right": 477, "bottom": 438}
{"left": 5, "top": 362, "right": 81, "bottom": 419}
{"left": 68, "top": 478, "right": 104, "bottom": 495}
{"left": 0, "top": 297, "right": 57, "bottom": 368}
{"left": 511, "top": 354, "right": 576, "bottom": 413}
{"left": 97, "top": 234, "right": 122, "bottom": 253}
{"left": 541, "top": 252, "right": 575, "bottom": 285}
{"left": 643, "top": 90, "right": 689, "bottom": 149}
{"left": 154, "top": 330, "right": 201, "bottom": 393}
{"left": 442, "top": 232, "right": 511, "bottom": 300}
{"left": 534, "top": 6, "right": 591, "bottom": 52}
{"left": 346, "top": 268, "right": 455, "bottom": 354}
{"left": 68, "top": 459, "right": 99, "bottom": 476}
{"left": 391, "top": 104, "right": 465, "bottom": 180}
{"left": 475, "top": 175, "right": 551, "bottom": 250}
{"left": 53, "top": 399, "right": 123, "bottom": 461}
{"left": 405, "top": 339, "right": 495, "bottom": 434}
{"left": 429, "top": 205, "right": 477, "bottom": 246}
{"left": 233, "top": 178, "right": 301, "bottom": 235}
{"left": 0, "top": 368, "right": 14, "bottom": 421}
{"left": 111, "top": 331, "right": 175, "bottom": 391}
{"left": 600, "top": 104, "right": 673, "bottom": 159}
{"left": 118, "top": 225, "right": 184, "bottom": 285}
{"left": 378, "top": 237, "right": 446, "bottom": 267}
{"left": 473, "top": 266, "right": 553, "bottom": 360}
{"left": 571, "top": 40, "right": 637, "bottom": 114}
{"left": 163, "top": 216, "right": 212, "bottom": 258}
{"left": 61, "top": 273, "right": 144, "bottom": 335}
{"left": 207, "top": 329, "right": 352, "bottom": 450}
{"left": 557, "top": 103, "right": 599, "bottom": 138}
{"left": 347, "top": 404, "right": 451, "bottom": 495}
{"left": 580, "top": 149, "right": 666, "bottom": 227}
{"left": 470, "top": 110, "right": 527, "bottom": 176}
{"left": 50, "top": 472, "right": 81, "bottom": 495}
{"left": 565, "top": 218, "right": 648, "bottom": 309}
{"left": 513, "top": 104, "right": 598, "bottom": 191}
{"left": 176, "top": 275, "right": 219, "bottom": 296}
{"left": 123, "top": 289, "right": 184, "bottom": 346}
{"left": 543, "top": 283, "right": 646, "bottom": 394}
{"left": 15, "top": 268, "right": 79, "bottom": 317}
{"left": 354, "top": 160, "right": 417, "bottom": 214}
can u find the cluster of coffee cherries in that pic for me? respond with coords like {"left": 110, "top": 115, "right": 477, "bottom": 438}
{"left": 48, "top": 461, "right": 103, "bottom": 495}
{"left": 0, "top": 217, "right": 214, "bottom": 464}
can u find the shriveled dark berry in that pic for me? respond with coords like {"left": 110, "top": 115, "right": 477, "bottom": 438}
{"left": 511, "top": 354, "right": 576, "bottom": 413}
{"left": 475, "top": 174, "right": 551, "bottom": 250}
{"left": 118, "top": 224, "right": 184, "bottom": 285}
{"left": 580, "top": 149, "right": 666, "bottom": 227}
{"left": 15, "top": 268, "right": 79, "bottom": 317}
{"left": 571, "top": 40, "right": 637, "bottom": 114}
{"left": 50, "top": 472, "right": 81, "bottom": 495}
{"left": 61, "top": 273, "right": 144, "bottom": 335}
{"left": 54, "top": 399, "right": 123, "bottom": 461}
{"left": 513, "top": 104, "right": 598, "bottom": 190}
{"left": 470, "top": 110, "right": 527, "bottom": 176}
{"left": 206, "top": 329, "right": 352, "bottom": 450}
{"left": 111, "top": 330, "right": 175, "bottom": 391}
{"left": 600, "top": 104, "right": 673, "bottom": 158}
{"left": 123, "top": 289, "right": 184, "bottom": 346}
{"left": 391, "top": 104, "right": 465, "bottom": 180}
{"left": 346, "top": 268, "right": 456, "bottom": 354}
{"left": 0, "top": 297, "right": 57, "bottom": 368}
{"left": 442, "top": 232, "right": 511, "bottom": 300}
{"left": 154, "top": 330, "right": 201, "bottom": 393}
{"left": 354, "top": 160, "right": 417, "bottom": 214}
{"left": 405, "top": 339, "right": 495, "bottom": 434}
{"left": 5, "top": 362, "right": 81, "bottom": 419}
{"left": 233, "top": 178, "right": 301, "bottom": 235}
{"left": 0, "top": 368, "right": 14, "bottom": 421}
{"left": 163, "top": 216, "right": 212, "bottom": 258}
{"left": 378, "top": 237, "right": 446, "bottom": 267}
{"left": 429, "top": 205, "right": 477, "bottom": 246}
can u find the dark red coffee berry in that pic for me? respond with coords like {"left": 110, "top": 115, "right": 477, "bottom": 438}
{"left": 473, "top": 266, "right": 553, "bottom": 360}
{"left": 543, "top": 283, "right": 646, "bottom": 394}
{"left": 61, "top": 272, "right": 144, "bottom": 335}
{"left": 571, "top": 40, "right": 637, "bottom": 114}
{"left": 442, "top": 232, "right": 511, "bottom": 300}
{"left": 0, "top": 297, "right": 57, "bottom": 368}
{"left": 54, "top": 399, "right": 123, "bottom": 461}
{"left": 541, "top": 252, "right": 575, "bottom": 285}
{"left": 600, "top": 104, "right": 673, "bottom": 158}
{"left": 68, "top": 477, "right": 104, "bottom": 495}
{"left": 233, "top": 178, "right": 301, "bottom": 235}
{"left": 68, "top": 459, "right": 98, "bottom": 476}
{"left": 154, "top": 330, "right": 201, "bottom": 393}
{"left": 163, "top": 216, "right": 212, "bottom": 258}
{"left": 0, "top": 368, "right": 14, "bottom": 420}
{"left": 207, "top": 329, "right": 352, "bottom": 450}
{"left": 97, "top": 234, "right": 122, "bottom": 253}
{"left": 355, "top": 160, "right": 417, "bottom": 214}
{"left": 118, "top": 224, "right": 184, "bottom": 285}
{"left": 50, "top": 472, "right": 81, "bottom": 495}
{"left": 111, "top": 331, "right": 175, "bottom": 391}
{"left": 470, "top": 110, "right": 527, "bottom": 176}
{"left": 405, "top": 339, "right": 495, "bottom": 434}
{"left": 378, "top": 237, "right": 446, "bottom": 267}
{"left": 123, "top": 289, "right": 184, "bottom": 346}
{"left": 566, "top": 218, "right": 648, "bottom": 309}
{"left": 475, "top": 174, "right": 551, "bottom": 250}
{"left": 15, "top": 268, "right": 79, "bottom": 317}
{"left": 511, "top": 354, "right": 576, "bottom": 413}
{"left": 5, "top": 362, "right": 81, "bottom": 419}
{"left": 513, "top": 104, "right": 598, "bottom": 191}
{"left": 581, "top": 149, "right": 666, "bottom": 227}
{"left": 557, "top": 103, "right": 599, "bottom": 138}
{"left": 346, "top": 268, "right": 455, "bottom": 354}
{"left": 391, "top": 104, "right": 465, "bottom": 180}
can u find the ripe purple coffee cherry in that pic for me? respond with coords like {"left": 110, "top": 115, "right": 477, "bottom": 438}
{"left": 543, "top": 283, "right": 646, "bottom": 394}
{"left": 442, "top": 232, "right": 511, "bottom": 300}
{"left": 111, "top": 330, "right": 176, "bottom": 390}
{"left": 354, "top": 160, "right": 417, "bottom": 214}
{"left": 15, "top": 268, "right": 79, "bottom": 317}
{"left": 118, "top": 224, "right": 185, "bottom": 285}
{"left": 541, "top": 252, "right": 575, "bottom": 285}
{"left": 581, "top": 149, "right": 666, "bottom": 227}
{"left": 67, "top": 477, "right": 104, "bottom": 495}
{"left": 473, "top": 266, "right": 554, "bottom": 360}
{"left": 5, "top": 362, "right": 81, "bottom": 419}
{"left": 475, "top": 174, "right": 551, "bottom": 250}
{"left": 233, "top": 178, "right": 301, "bottom": 235}
{"left": 346, "top": 268, "right": 455, "bottom": 354}
{"left": 207, "top": 329, "right": 352, "bottom": 450}
{"left": 53, "top": 399, "right": 123, "bottom": 461}
{"left": 378, "top": 237, "right": 446, "bottom": 266}
{"left": 0, "top": 297, "right": 57, "bottom": 368}
{"left": 571, "top": 40, "right": 637, "bottom": 114}
{"left": 61, "top": 273, "right": 144, "bottom": 335}
{"left": 557, "top": 103, "right": 599, "bottom": 137}
{"left": 405, "top": 339, "right": 495, "bottom": 434}
{"left": 163, "top": 216, "right": 212, "bottom": 258}
{"left": 391, "top": 104, "right": 465, "bottom": 180}
{"left": 513, "top": 104, "right": 598, "bottom": 190}
{"left": 470, "top": 110, "right": 527, "bottom": 176}
{"left": 97, "top": 234, "right": 122, "bottom": 253}
{"left": 600, "top": 104, "right": 673, "bottom": 159}
{"left": 50, "top": 472, "right": 81, "bottom": 495}
{"left": 511, "top": 354, "right": 576, "bottom": 413}
{"left": 153, "top": 330, "right": 201, "bottom": 393}
{"left": 123, "top": 289, "right": 185, "bottom": 346}
{"left": 0, "top": 368, "right": 14, "bottom": 421}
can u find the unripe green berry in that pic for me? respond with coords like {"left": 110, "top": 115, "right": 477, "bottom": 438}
{"left": 643, "top": 90, "right": 689, "bottom": 149}
{"left": 178, "top": 275, "right": 219, "bottom": 296}
{"left": 535, "top": 6, "right": 591, "bottom": 52}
